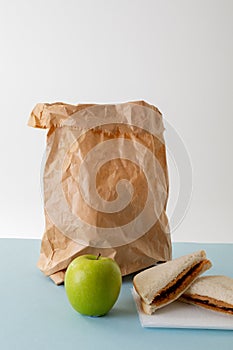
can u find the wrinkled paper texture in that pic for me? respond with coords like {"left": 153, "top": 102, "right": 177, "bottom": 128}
{"left": 28, "top": 101, "right": 171, "bottom": 284}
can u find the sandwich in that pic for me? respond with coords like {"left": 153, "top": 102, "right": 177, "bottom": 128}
{"left": 179, "top": 275, "right": 233, "bottom": 315}
{"left": 133, "top": 250, "right": 212, "bottom": 315}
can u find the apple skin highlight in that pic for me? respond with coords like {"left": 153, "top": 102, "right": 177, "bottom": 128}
{"left": 65, "top": 254, "right": 122, "bottom": 316}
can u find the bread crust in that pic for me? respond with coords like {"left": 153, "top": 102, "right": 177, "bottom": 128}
{"left": 180, "top": 294, "right": 233, "bottom": 315}
{"left": 133, "top": 250, "right": 209, "bottom": 305}
{"left": 140, "top": 259, "right": 211, "bottom": 314}
{"left": 180, "top": 275, "right": 233, "bottom": 316}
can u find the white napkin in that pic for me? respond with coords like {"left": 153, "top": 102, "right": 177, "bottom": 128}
{"left": 131, "top": 288, "right": 233, "bottom": 330}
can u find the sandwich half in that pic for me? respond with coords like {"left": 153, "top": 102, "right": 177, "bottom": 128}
{"left": 180, "top": 275, "right": 233, "bottom": 315}
{"left": 133, "top": 250, "right": 212, "bottom": 315}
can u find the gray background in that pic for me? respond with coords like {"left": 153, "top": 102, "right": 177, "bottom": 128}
{"left": 0, "top": 0, "right": 232, "bottom": 242}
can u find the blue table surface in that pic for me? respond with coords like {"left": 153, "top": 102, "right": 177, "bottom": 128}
{"left": 0, "top": 239, "right": 232, "bottom": 350}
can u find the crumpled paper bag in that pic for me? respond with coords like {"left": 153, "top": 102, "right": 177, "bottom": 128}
{"left": 28, "top": 100, "right": 172, "bottom": 284}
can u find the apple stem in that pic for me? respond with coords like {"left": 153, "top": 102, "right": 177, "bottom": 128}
{"left": 97, "top": 253, "right": 101, "bottom": 260}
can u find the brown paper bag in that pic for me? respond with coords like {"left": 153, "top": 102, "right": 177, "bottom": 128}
{"left": 28, "top": 100, "right": 171, "bottom": 284}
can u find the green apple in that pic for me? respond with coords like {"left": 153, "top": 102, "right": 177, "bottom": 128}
{"left": 65, "top": 254, "right": 122, "bottom": 316}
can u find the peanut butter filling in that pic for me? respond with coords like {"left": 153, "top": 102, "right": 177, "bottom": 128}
{"left": 149, "top": 259, "right": 211, "bottom": 307}
{"left": 182, "top": 294, "right": 233, "bottom": 315}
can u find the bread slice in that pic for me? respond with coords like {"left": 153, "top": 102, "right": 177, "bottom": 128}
{"left": 133, "top": 250, "right": 212, "bottom": 314}
{"left": 180, "top": 275, "right": 233, "bottom": 315}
